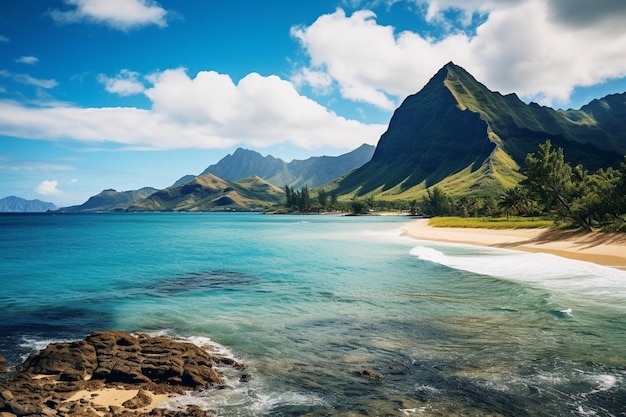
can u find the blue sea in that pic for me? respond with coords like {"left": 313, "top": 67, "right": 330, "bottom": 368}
{"left": 1, "top": 212, "right": 626, "bottom": 416}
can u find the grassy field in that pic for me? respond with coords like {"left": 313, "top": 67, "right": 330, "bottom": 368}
{"left": 428, "top": 216, "right": 553, "bottom": 229}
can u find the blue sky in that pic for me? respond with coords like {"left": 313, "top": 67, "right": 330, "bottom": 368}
{"left": 2, "top": 0, "right": 626, "bottom": 206}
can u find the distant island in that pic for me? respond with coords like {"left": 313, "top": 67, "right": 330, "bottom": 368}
{"left": 0, "top": 196, "right": 56, "bottom": 213}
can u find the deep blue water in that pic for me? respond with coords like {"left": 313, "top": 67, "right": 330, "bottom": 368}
{"left": 1, "top": 212, "right": 625, "bottom": 416}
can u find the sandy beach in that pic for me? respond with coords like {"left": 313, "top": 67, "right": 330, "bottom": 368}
{"left": 403, "top": 219, "right": 626, "bottom": 270}
{"left": 64, "top": 388, "right": 172, "bottom": 415}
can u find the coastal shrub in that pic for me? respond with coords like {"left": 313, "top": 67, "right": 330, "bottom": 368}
{"left": 429, "top": 216, "right": 553, "bottom": 229}
{"left": 520, "top": 141, "right": 626, "bottom": 231}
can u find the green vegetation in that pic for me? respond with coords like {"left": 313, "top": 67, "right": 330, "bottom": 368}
{"left": 428, "top": 216, "right": 553, "bottom": 229}
{"left": 278, "top": 141, "right": 626, "bottom": 233}
{"left": 520, "top": 140, "right": 626, "bottom": 231}
{"left": 417, "top": 141, "right": 626, "bottom": 232}
{"left": 127, "top": 174, "right": 284, "bottom": 212}
{"left": 330, "top": 63, "right": 626, "bottom": 203}
{"left": 284, "top": 185, "right": 312, "bottom": 213}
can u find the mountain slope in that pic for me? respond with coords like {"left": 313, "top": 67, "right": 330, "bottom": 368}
{"left": 0, "top": 196, "right": 56, "bottom": 212}
{"left": 127, "top": 174, "right": 284, "bottom": 212}
{"left": 333, "top": 62, "right": 625, "bottom": 200}
{"left": 60, "top": 187, "right": 158, "bottom": 212}
{"left": 200, "top": 148, "right": 287, "bottom": 181}
{"left": 198, "top": 144, "right": 375, "bottom": 189}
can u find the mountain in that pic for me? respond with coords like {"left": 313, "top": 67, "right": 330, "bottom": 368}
{"left": 59, "top": 187, "right": 158, "bottom": 212}
{"left": 332, "top": 62, "right": 626, "bottom": 200}
{"left": 0, "top": 196, "right": 56, "bottom": 212}
{"left": 200, "top": 148, "right": 286, "bottom": 182}
{"left": 126, "top": 174, "right": 284, "bottom": 212}
{"left": 172, "top": 175, "right": 197, "bottom": 187}
{"left": 195, "top": 144, "right": 375, "bottom": 189}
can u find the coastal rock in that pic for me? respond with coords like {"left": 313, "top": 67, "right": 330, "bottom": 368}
{"left": 0, "top": 331, "right": 244, "bottom": 416}
{"left": 21, "top": 340, "right": 97, "bottom": 381}
{"left": 122, "top": 389, "right": 152, "bottom": 409}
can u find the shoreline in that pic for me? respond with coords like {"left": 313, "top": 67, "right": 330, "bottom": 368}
{"left": 403, "top": 219, "right": 626, "bottom": 270}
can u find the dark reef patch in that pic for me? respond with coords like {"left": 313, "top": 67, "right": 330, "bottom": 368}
{"left": 146, "top": 270, "right": 258, "bottom": 295}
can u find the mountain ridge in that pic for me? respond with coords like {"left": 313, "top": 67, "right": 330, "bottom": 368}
{"left": 127, "top": 173, "right": 284, "bottom": 212}
{"left": 0, "top": 196, "right": 57, "bottom": 212}
{"left": 195, "top": 143, "right": 375, "bottom": 189}
{"left": 48, "top": 63, "right": 626, "bottom": 211}
{"left": 59, "top": 187, "right": 158, "bottom": 212}
{"left": 330, "top": 62, "right": 626, "bottom": 200}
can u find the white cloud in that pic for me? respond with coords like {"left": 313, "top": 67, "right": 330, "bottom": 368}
{"left": 0, "top": 69, "right": 387, "bottom": 152}
{"left": 98, "top": 69, "right": 145, "bottom": 96}
{"left": 15, "top": 56, "right": 39, "bottom": 65}
{"left": 1, "top": 161, "right": 75, "bottom": 172}
{"left": 50, "top": 0, "right": 168, "bottom": 31}
{"left": 13, "top": 74, "right": 58, "bottom": 89}
{"left": 0, "top": 35, "right": 8, "bottom": 42}
{"left": 292, "top": 68, "right": 334, "bottom": 94}
{"left": 36, "top": 180, "right": 63, "bottom": 196}
{"left": 292, "top": 1, "right": 626, "bottom": 108}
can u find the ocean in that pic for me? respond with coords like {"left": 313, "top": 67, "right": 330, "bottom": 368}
{"left": 1, "top": 212, "right": 625, "bottom": 416}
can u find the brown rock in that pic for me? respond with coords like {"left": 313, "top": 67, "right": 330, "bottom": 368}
{"left": 0, "top": 356, "right": 7, "bottom": 374}
{"left": 21, "top": 340, "right": 97, "bottom": 381}
{"left": 0, "top": 331, "right": 245, "bottom": 416}
{"left": 121, "top": 389, "right": 152, "bottom": 409}
{"left": 0, "top": 391, "right": 13, "bottom": 402}
{"left": 4, "top": 399, "right": 41, "bottom": 416}
{"left": 359, "top": 368, "right": 384, "bottom": 382}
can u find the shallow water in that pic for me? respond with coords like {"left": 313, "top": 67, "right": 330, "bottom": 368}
{"left": 1, "top": 213, "right": 625, "bottom": 416}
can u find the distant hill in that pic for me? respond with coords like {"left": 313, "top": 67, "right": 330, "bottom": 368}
{"left": 331, "top": 62, "right": 626, "bottom": 200}
{"left": 127, "top": 174, "right": 284, "bottom": 212}
{"left": 0, "top": 196, "right": 56, "bottom": 212}
{"left": 59, "top": 187, "right": 158, "bottom": 212}
{"left": 191, "top": 144, "right": 375, "bottom": 189}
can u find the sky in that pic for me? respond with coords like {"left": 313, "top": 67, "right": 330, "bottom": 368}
{"left": 2, "top": 0, "right": 626, "bottom": 207}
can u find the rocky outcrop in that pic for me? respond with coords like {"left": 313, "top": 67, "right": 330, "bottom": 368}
{"left": 0, "top": 331, "right": 246, "bottom": 417}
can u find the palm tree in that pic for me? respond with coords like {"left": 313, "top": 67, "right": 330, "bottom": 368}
{"left": 498, "top": 187, "right": 524, "bottom": 220}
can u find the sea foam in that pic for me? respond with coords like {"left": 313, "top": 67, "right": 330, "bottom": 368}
{"left": 409, "top": 242, "right": 626, "bottom": 302}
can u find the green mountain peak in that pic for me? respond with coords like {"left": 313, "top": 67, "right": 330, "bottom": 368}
{"left": 331, "top": 62, "right": 626, "bottom": 201}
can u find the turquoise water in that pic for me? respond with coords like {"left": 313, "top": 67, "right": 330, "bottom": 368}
{"left": 1, "top": 212, "right": 625, "bottom": 416}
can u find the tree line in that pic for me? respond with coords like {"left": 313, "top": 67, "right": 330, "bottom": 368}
{"left": 421, "top": 140, "right": 626, "bottom": 231}
{"left": 281, "top": 141, "right": 626, "bottom": 231}
{"left": 283, "top": 185, "right": 408, "bottom": 214}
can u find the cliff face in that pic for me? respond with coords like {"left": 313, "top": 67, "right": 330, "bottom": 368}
{"left": 334, "top": 62, "right": 626, "bottom": 198}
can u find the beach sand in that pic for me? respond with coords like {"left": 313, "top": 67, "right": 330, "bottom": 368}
{"left": 403, "top": 219, "right": 626, "bottom": 270}
{"left": 63, "top": 388, "right": 172, "bottom": 415}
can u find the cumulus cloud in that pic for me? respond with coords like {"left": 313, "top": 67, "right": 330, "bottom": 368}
{"left": 0, "top": 69, "right": 386, "bottom": 151}
{"left": 292, "top": 68, "right": 334, "bottom": 94}
{"left": 50, "top": 0, "right": 168, "bottom": 31}
{"left": 290, "top": 9, "right": 476, "bottom": 110}
{"left": 98, "top": 69, "right": 145, "bottom": 96}
{"left": 292, "top": 0, "right": 626, "bottom": 108}
{"left": 36, "top": 180, "right": 63, "bottom": 196}
{"left": 15, "top": 56, "right": 39, "bottom": 65}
